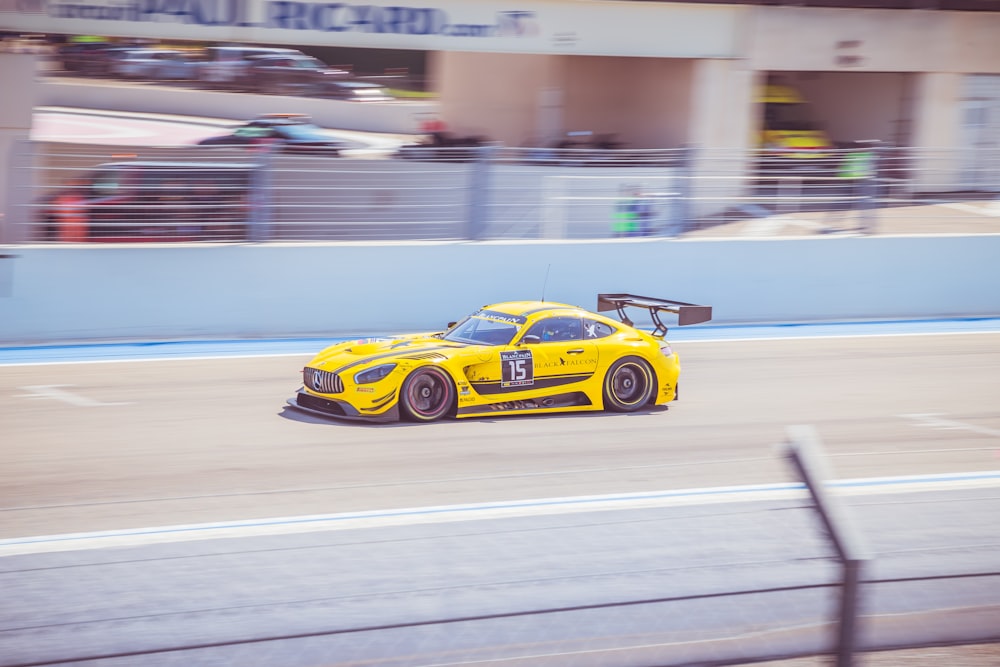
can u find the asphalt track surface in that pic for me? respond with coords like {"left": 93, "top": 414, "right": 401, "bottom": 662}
{"left": 2, "top": 322, "right": 1000, "bottom": 665}
{"left": 1, "top": 320, "right": 999, "bottom": 537}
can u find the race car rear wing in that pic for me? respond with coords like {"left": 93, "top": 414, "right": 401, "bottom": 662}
{"left": 597, "top": 293, "right": 713, "bottom": 337}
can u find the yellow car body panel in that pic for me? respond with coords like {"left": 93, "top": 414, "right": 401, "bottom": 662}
{"left": 289, "top": 297, "right": 705, "bottom": 423}
{"left": 758, "top": 84, "right": 832, "bottom": 158}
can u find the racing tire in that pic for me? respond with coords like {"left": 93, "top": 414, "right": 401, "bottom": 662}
{"left": 400, "top": 366, "right": 455, "bottom": 422}
{"left": 603, "top": 356, "right": 655, "bottom": 413}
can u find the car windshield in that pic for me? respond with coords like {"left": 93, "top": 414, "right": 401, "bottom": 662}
{"left": 441, "top": 315, "right": 520, "bottom": 346}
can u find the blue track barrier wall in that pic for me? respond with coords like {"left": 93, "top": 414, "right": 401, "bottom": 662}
{"left": 1, "top": 236, "right": 998, "bottom": 344}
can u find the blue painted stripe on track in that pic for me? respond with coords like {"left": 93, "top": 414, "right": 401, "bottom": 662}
{"left": 1, "top": 318, "right": 999, "bottom": 365}
{"left": 0, "top": 337, "right": 352, "bottom": 365}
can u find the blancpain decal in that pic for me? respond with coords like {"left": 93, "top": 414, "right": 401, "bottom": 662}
{"left": 42, "top": 0, "right": 539, "bottom": 37}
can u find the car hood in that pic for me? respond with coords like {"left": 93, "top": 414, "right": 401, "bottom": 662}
{"left": 307, "top": 334, "right": 475, "bottom": 372}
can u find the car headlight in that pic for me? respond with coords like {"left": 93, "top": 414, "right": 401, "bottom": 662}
{"left": 354, "top": 363, "right": 396, "bottom": 384}
{"left": 659, "top": 344, "right": 674, "bottom": 358}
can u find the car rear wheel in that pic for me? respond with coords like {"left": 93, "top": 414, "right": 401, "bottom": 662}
{"left": 603, "top": 356, "right": 655, "bottom": 412}
{"left": 400, "top": 366, "right": 455, "bottom": 422}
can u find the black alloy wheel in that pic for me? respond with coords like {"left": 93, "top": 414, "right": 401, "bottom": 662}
{"left": 400, "top": 366, "right": 455, "bottom": 422}
{"left": 603, "top": 356, "right": 655, "bottom": 412}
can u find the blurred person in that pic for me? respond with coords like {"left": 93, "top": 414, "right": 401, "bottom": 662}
{"left": 825, "top": 141, "right": 878, "bottom": 235}
{"left": 613, "top": 184, "right": 652, "bottom": 237}
{"left": 636, "top": 190, "right": 655, "bottom": 236}
{"left": 419, "top": 115, "right": 447, "bottom": 135}
{"left": 52, "top": 179, "right": 89, "bottom": 242}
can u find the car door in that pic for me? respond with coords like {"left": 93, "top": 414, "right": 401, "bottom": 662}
{"left": 468, "top": 316, "right": 599, "bottom": 400}
{"left": 516, "top": 316, "right": 599, "bottom": 393}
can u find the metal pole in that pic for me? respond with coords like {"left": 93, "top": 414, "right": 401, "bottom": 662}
{"left": 783, "top": 425, "right": 872, "bottom": 667}
{"left": 248, "top": 141, "right": 277, "bottom": 242}
{"left": 839, "top": 558, "right": 863, "bottom": 667}
{"left": 672, "top": 144, "right": 695, "bottom": 236}
{"left": 466, "top": 144, "right": 495, "bottom": 241}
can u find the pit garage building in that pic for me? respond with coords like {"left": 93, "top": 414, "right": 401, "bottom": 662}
{"left": 2, "top": 0, "right": 1000, "bottom": 228}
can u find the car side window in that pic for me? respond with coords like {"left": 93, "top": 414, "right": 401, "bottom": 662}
{"left": 583, "top": 319, "right": 615, "bottom": 339}
{"left": 523, "top": 316, "right": 583, "bottom": 342}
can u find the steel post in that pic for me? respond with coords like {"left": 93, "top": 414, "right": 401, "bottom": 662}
{"left": 783, "top": 425, "right": 873, "bottom": 667}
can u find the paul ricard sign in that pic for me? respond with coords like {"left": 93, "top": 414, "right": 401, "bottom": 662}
{"left": 3, "top": 0, "right": 741, "bottom": 57}
{"left": 2, "top": 0, "right": 542, "bottom": 43}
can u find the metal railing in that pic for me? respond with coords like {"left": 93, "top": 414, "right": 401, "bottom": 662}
{"left": 9, "top": 141, "right": 1000, "bottom": 244}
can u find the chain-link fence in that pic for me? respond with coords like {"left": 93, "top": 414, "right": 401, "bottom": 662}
{"left": 9, "top": 141, "right": 1000, "bottom": 244}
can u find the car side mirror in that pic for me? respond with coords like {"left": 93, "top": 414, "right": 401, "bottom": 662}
{"left": 446, "top": 321, "right": 457, "bottom": 328}
{"left": 521, "top": 335, "right": 541, "bottom": 345}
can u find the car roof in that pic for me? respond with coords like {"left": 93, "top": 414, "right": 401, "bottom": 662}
{"left": 482, "top": 301, "right": 584, "bottom": 317}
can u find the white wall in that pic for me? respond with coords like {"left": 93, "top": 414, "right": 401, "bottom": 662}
{"left": 749, "top": 7, "right": 1000, "bottom": 74}
{"left": 1, "top": 235, "right": 998, "bottom": 344}
{"left": 910, "top": 72, "right": 965, "bottom": 191}
{"left": 688, "top": 59, "right": 756, "bottom": 215}
{"left": 434, "top": 51, "right": 562, "bottom": 143}
{"left": 562, "top": 57, "right": 694, "bottom": 150}
{"left": 436, "top": 52, "right": 697, "bottom": 148}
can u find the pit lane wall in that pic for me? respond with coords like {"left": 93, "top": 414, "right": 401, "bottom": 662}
{"left": 1, "top": 235, "right": 998, "bottom": 344}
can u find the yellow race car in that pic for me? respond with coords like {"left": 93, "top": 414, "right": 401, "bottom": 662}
{"left": 288, "top": 294, "right": 712, "bottom": 422}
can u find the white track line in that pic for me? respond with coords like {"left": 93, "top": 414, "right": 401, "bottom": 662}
{"left": 2, "top": 471, "right": 998, "bottom": 557}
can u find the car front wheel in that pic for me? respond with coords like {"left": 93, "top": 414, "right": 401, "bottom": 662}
{"left": 603, "top": 356, "right": 655, "bottom": 412}
{"left": 400, "top": 366, "right": 455, "bottom": 422}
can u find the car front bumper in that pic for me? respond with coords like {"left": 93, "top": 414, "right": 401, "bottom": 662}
{"left": 287, "top": 388, "right": 399, "bottom": 422}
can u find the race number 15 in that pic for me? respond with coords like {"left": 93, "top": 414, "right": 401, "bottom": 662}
{"left": 500, "top": 349, "right": 534, "bottom": 387}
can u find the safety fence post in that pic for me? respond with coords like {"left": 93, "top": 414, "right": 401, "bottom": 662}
{"left": 783, "top": 425, "right": 873, "bottom": 667}
{"left": 670, "top": 144, "right": 696, "bottom": 236}
{"left": 466, "top": 143, "right": 496, "bottom": 240}
{"left": 3, "top": 138, "right": 36, "bottom": 245}
{"left": 248, "top": 142, "right": 277, "bottom": 242}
